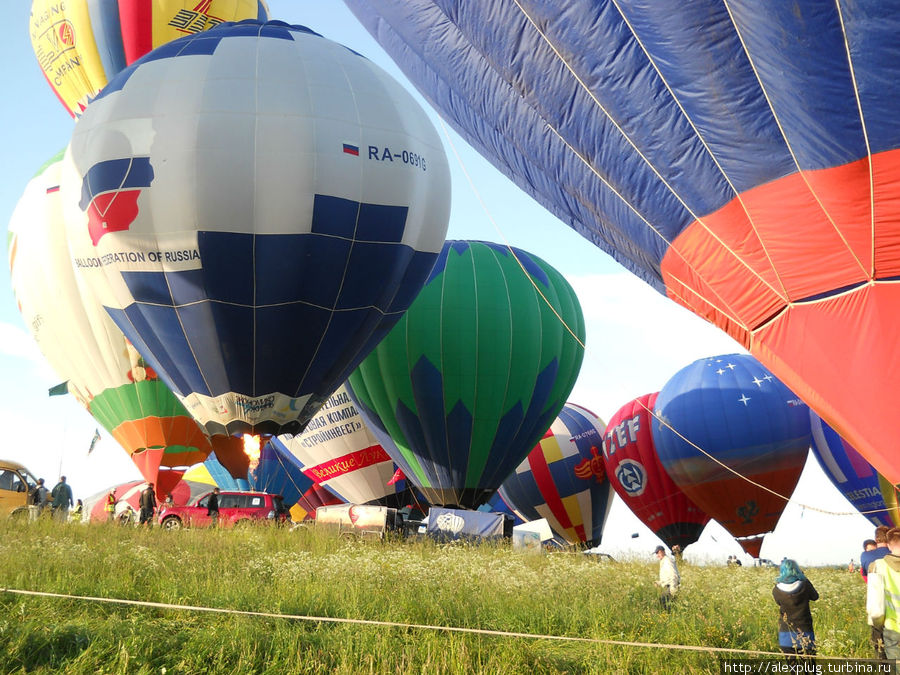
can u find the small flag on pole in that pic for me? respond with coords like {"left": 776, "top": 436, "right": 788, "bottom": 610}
{"left": 87, "top": 429, "right": 101, "bottom": 455}
{"left": 387, "top": 467, "right": 406, "bottom": 486}
{"left": 48, "top": 381, "right": 69, "bottom": 396}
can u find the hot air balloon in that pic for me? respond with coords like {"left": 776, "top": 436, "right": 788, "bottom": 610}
{"left": 278, "top": 384, "right": 422, "bottom": 508}
{"left": 348, "top": 240, "right": 585, "bottom": 508}
{"left": 29, "top": 0, "right": 269, "bottom": 117}
{"left": 344, "top": 0, "right": 900, "bottom": 486}
{"left": 602, "top": 393, "right": 710, "bottom": 550}
{"left": 60, "top": 20, "right": 451, "bottom": 441}
{"left": 498, "top": 403, "right": 613, "bottom": 547}
{"left": 810, "top": 411, "right": 899, "bottom": 529}
{"left": 8, "top": 153, "right": 211, "bottom": 497}
{"left": 651, "top": 354, "right": 811, "bottom": 557}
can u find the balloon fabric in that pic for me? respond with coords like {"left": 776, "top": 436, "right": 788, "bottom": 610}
{"left": 345, "top": 0, "right": 900, "bottom": 486}
{"left": 348, "top": 240, "right": 585, "bottom": 509}
{"left": 60, "top": 20, "right": 451, "bottom": 439}
{"left": 652, "top": 354, "right": 811, "bottom": 558}
{"left": 603, "top": 393, "right": 710, "bottom": 550}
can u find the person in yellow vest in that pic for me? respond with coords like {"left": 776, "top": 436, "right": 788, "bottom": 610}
{"left": 105, "top": 490, "right": 117, "bottom": 523}
{"left": 866, "top": 526, "right": 900, "bottom": 666}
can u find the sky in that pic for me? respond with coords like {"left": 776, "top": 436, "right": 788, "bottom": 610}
{"left": 0, "top": 1, "right": 874, "bottom": 567}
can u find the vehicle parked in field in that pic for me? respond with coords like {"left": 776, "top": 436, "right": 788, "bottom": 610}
{"left": 158, "top": 490, "right": 289, "bottom": 530}
{"left": 0, "top": 460, "right": 39, "bottom": 519}
{"left": 315, "top": 504, "right": 405, "bottom": 540}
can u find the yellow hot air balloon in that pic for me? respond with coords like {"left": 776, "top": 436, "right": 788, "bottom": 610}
{"left": 29, "top": 0, "right": 269, "bottom": 116}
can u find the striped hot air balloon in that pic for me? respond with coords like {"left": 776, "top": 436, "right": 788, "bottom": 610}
{"left": 498, "top": 403, "right": 613, "bottom": 547}
{"left": 348, "top": 240, "right": 585, "bottom": 509}
{"left": 29, "top": 0, "right": 269, "bottom": 117}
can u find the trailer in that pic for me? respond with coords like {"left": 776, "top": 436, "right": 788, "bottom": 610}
{"left": 315, "top": 503, "right": 404, "bottom": 539}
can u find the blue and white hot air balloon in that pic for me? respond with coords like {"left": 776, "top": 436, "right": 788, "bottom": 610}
{"left": 61, "top": 20, "right": 451, "bottom": 440}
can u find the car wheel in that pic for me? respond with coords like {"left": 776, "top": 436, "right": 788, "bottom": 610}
{"left": 161, "top": 516, "right": 182, "bottom": 531}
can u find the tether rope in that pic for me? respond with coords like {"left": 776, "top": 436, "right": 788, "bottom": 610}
{"left": 0, "top": 587, "right": 871, "bottom": 662}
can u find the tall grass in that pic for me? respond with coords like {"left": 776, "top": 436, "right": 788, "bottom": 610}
{"left": 0, "top": 519, "right": 870, "bottom": 673}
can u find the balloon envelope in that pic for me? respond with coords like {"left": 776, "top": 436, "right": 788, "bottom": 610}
{"left": 602, "top": 393, "right": 710, "bottom": 550}
{"left": 498, "top": 403, "right": 613, "bottom": 547}
{"left": 61, "top": 20, "right": 451, "bottom": 439}
{"left": 8, "top": 153, "right": 211, "bottom": 490}
{"left": 278, "top": 384, "right": 417, "bottom": 507}
{"left": 348, "top": 240, "right": 585, "bottom": 508}
{"left": 651, "top": 354, "right": 811, "bottom": 557}
{"left": 809, "top": 410, "right": 899, "bottom": 529}
{"left": 345, "top": 0, "right": 900, "bottom": 486}
{"left": 29, "top": 0, "right": 269, "bottom": 117}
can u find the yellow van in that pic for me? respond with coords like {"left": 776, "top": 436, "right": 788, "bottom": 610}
{"left": 0, "top": 460, "right": 39, "bottom": 518}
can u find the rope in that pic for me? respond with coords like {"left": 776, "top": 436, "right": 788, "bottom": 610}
{"left": 438, "top": 118, "right": 586, "bottom": 352}
{"left": 632, "top": 394, "right": 898, "bottom": 519}
{"left": 0, "top": 587, "right": 867, "bottom": 661}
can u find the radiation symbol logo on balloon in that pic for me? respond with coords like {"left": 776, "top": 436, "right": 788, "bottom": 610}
{"left": 616, "top": 459, "right": 647, "bottom": 497}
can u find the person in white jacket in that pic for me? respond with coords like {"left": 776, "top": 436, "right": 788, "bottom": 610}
{"left": 655, "top": 545, "right": 680, "bottom": 609}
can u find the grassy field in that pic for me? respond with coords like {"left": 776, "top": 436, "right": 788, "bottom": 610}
{"left": 0, "top": 519, "right": 872, "bottom": 674}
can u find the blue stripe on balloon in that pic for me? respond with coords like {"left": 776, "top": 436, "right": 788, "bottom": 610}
{"left": 79, "top": 157, "right": 153, "bottom": 209}
{"left": 114, "top": 220, "right": 435, "bottom": 403}
{"left": 97, "top": 21, "right": 296, "bottom": 100}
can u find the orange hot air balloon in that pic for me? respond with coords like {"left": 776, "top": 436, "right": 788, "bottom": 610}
{"left": 345, "top": 0, "right": 900, "bottom": 486}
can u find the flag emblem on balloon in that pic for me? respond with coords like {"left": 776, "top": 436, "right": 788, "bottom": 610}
{"left": 573, "top": 446, "right": 606, "bottom": 483}
{"left": 79, "top": 157, "right": 154, "bottom": 245}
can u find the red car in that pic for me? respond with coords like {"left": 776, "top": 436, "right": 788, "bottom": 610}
{"left": 158, "top": 490, "right": 289, "bottom": 530}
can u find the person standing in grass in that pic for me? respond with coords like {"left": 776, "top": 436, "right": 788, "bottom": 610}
{"left": 772, "top": 558, "right": 818, "bottom": 661}
{"left": 31, "top": 478, "right": 49, "bottom": 519}
{"left": 139, "top": 482, "right": 157, "bottom": 527}
{"left": 867, "top": 527, "right": 900, "bottom": 666}
{"left": 654, "top": 545, "right": 679, "bottom": 609}
{"left": 862, "top": 527, "right": 891, "bottom": 659}
{"left": 105, "top": 489, "right": 117, "bottom": 523}
{"left": 51, "top": 476, "right": 73, "bottom": 522}
{"left": 207, "top": 487, "right": 220, "bottom": 527}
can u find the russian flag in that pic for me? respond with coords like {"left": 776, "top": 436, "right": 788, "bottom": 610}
{"left": 342, "top": 143, "right": 359, "bottom": 156}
